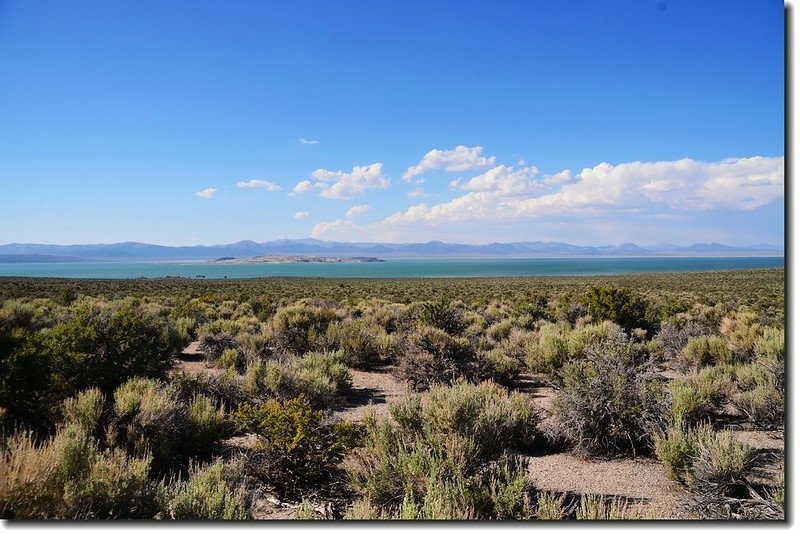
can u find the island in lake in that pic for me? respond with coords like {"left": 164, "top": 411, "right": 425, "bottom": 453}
{"left": 211, "top": 255, "right": 385, "bottom": 264}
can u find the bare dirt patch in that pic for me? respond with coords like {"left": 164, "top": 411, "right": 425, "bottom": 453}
{"left": 526, "top": 452, "right": 694, "bottom": 518}
{"left": 173, "top": 340, "right": 226, "bottom": 378}
{"left": 336, "top": 367, "right": 410, "bottom": 422}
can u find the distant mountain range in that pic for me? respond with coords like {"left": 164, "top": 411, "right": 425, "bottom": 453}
{"left": 0, "top": 239, "right": 784, "bottom": 263}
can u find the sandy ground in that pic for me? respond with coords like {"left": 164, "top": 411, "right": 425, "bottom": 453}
{"left": 335, "top": 367, "right": 410, "bottom": 422}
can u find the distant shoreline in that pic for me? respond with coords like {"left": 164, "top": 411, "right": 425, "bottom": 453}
{"left": 209, "top": 255, "right": 385, "bottom": 264}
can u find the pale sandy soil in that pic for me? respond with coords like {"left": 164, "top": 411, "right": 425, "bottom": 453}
{"left": 335, "top": 367, "right": 410, "bottom": 422}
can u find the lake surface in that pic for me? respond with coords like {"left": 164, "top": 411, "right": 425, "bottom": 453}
{"left": 0, "top": 257, "right": 784, "bottom": 279}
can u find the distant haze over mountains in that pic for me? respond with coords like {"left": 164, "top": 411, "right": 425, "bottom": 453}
{"left": 0, "top": 239, "right": 784, "bottom": 263}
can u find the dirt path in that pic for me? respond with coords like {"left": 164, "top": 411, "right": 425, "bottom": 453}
{"left": 335, "top": 367, "right": 410, "bottom": 422}
{"left": 173, "top": 340, "right": 226, "bottom": 378}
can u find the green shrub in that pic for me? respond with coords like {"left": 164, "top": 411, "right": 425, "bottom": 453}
{"left": 535, "top": 492, "right": 568, "bottom": 520}
{"left": 526, "top": 323, "right": 569, "bottom": 375}
{"left": 396, "top": 325, "right": 485, "bottom": 390}
{"left": 162, "top": 459, "right": 250, "bottom": 520}
{"left": 171, "top": 370, "right": 247, "bottom": 410}
{"left": 217, "top": 348, "right": 245, "bottom": 372}
{"left": 269, "top": 304, "right": 337, "bottom": 355}
{"left": 233, "top": 397, "right": 361, "bottom": 498}
{"left": 40, "top": 298, "right": 183, "bottom": 398}
{"left": 187, "top": 394, "right": 232, "bottom": 454}
{"left": 581, "top": 287, "right": 655, "bottom": 334}
{"left": 733, "top": 382, "right": 783, "bottom": 429}
{"left": 244, "top": 352, "right": 351, "bottom": 409}
{"left": 549, "top": 334, "right": 665, "bottom": 457}
{"left": 325, "top": 319, "right": 385, "bottom": 370}
{"left": 62, "top": 445, "right": 158, "bottom": 519}
{"left": 486, "top": 318, "right": 516, "bottom": 342}
{"left": 754, "top": 327, "right": 784, "bottom": 360}
{"left": 719, "top": 310, "right": 762, "bottom": 362}
{"left": 112, "top": 378, "right": 186, "bottom": 472}
{"left": 668, "top": 367, "right": 733, "bottom": 427}
{"left": 418, "top": 300, "right": 466, "bottom": 336}
{"left": 680, "top": 336, "right": 733, "bottom": 371}
{"left": 566, "top": 321, "right": 618, "bottom": 357}
{"left": 654, "top": 424, "right": 696, "bottom": 483}
{"left": 576, "top": 494, "right": 647, "bottom": 520}
{"left": 62, "top": 388, "right": 105, "bottom": 436}
{"left": 389, "top": 381, "right": 536, "bottom": 459}
{"left": 0, "top": 320, "right": 54, "bottom": 428}
{"left": 691, "top": 426, "right": 756, "bottom": 495}
{"left": 348, "top": 382, "right": 537, "bottom": 519}
{"left": 0, "top": 425, "right": 159, "bottom": 519}
{"left": 484, "top": 348, "right": 521, "bottom": 387}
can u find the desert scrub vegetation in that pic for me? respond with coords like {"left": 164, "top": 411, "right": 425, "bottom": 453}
{"left": 233, "top": 396, "right": 363, "bottom": 500}
{"left": 0, "top": 268, "right": 784, "bottom": 520}
{"left": 547, "top": 327, "right": 666, "bottom": 457}
{"left": 0, "top": 424, "right": 160, "bottom": 519}
{"left": 160, "top": 459, "right": 251, "bottom": 520}
{"left": 243, "top": 351, "right": 351, "bottom": 408}
{"left": 346, "top": 381, "right": 537, "bottom": 519}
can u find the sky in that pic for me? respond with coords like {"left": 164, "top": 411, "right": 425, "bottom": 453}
{"left": 0, "top": 0, "right": 785, "bottom": 246}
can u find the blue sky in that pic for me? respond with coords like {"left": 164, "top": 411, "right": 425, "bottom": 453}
{"left": 0, "top": 0, "right": 784, "bottom": 246}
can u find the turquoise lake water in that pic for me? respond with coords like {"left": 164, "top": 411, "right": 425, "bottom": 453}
{"left": 0, "top": 257, "right": 784, "bottom": 279}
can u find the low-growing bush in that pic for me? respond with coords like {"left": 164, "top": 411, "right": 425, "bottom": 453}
{"left": 113, "top": 378, "right": 187, "bottom": 471}
{"left": 654, "top": 424, "right": 696, "bottom": 483}
{"left": 218, "top": 347, "right": 245, "bottom": 372}
{"left": 40, "top": 298, "right": 184, "bottom": 398}
{"left": 418, "top": 300, "right": 466, "bottom": 336}
{"left": 581, "top": 287, "right": 655, "bottom": 334}
{"left": 0, "top": 425, "right": 160, "bottom": 519}
{"left": 719, "top": 310, "right": 762, "bottom": 362}
{"left": 733, "top": 382, "right": 783, "bottom": 429}
{"left": 691, "top": 426, "right": 756, "bottom": 496}
{"left": 161, "top": 459, "right": 250, "bottom": 520}
{"left": 680, "top": 336, "right": 733, "bottom": 371}
{"left": 269, "top": 304, "right": 338, "bottom": 355}
{"left": 549, "top": 333, "right": 665, "bottom": 457}
{"left": 187, "top": 394, "right": 233, "bottom": 455}
{"left": 526, "top": 323, "right": 569, "bottom": 375}
{"left": 62, "top": 387, "right": 106, "bottom": 436}
{"left": 234, "top": 397, "right": 362, "bottom": 498}
{"left": 347, "top": 382, "right": 537, "bottom": 519}
{"left": 244, "top": 352, "right": 351, "bottom": 408}
{"left": 395, "top": 325, "right": 486, "bottom": 390}
{"left": 326, "top": 319, "right": 384, "bottom": 370}
{"left": 668, "top": 367, "right": 733, "bottom": 427}
{"left": 484, "top": 348, "right": 521, "bottom": 387}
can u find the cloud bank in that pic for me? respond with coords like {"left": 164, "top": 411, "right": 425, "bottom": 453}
{"left": 312, "top": 155, "right": 783, "bottom": 240}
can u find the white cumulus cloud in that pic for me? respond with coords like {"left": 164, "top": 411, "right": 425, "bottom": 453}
{"left": 236, "top": 179, "right": 281, "bottom": 191}
{"left": 292, "top": 163, "right": 389, "bottom": 199}
{"left": 293, "top": 211, "right": 309, "bottom": 219}
{"left": 299, "top": 137, "right": 319, "bottom": 145}
{"left": 195, "top": 187, "right": 217, "bottom": 199}
{"left": 345, "top": 204, "right": 370, "bottom": 219}
{"left": 403, "top": 145, "right": 496, "bottom": 181}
